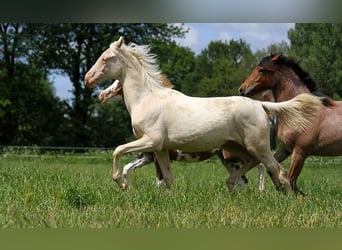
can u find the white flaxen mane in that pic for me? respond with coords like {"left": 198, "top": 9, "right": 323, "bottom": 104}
{"left": 110, "top": 42, "right": 164, "bottom": 91}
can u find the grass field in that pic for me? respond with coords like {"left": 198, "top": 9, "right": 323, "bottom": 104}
{"left": 0, "top": 149, "right": 341, "bottom": 228}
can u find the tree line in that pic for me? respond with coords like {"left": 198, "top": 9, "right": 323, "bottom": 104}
{"left": 1, "top": 23, "right": 341, "bottom": 147}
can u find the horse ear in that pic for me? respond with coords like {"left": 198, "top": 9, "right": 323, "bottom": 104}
{"left": 113, "top": 36, "right": 125, "bottom": 48}
{"left": 271, "top": 53, "right": 283, "bottom": 63}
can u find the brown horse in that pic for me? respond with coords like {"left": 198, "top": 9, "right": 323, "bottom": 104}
{"left": 239, "top": 53, "right": 341, "bottom": 194}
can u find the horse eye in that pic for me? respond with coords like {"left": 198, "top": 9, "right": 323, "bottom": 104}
{"left": 259, "top": 68, "right": 265, "bottom": 74}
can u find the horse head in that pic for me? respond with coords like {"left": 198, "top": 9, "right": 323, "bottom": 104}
{"left": 85, "top": 36, "right": 125, "bottom": 88}
{"left": 239, "top": 53, "right": 282, "bottom": 97}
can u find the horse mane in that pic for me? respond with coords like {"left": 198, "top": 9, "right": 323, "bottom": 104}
{"left": 121, "top": 42, "right": 164, "bottom": 90}
{"left": 260, "top": 54, "right": 320, "bottom": 93}
{"left": 260, "top": 54, "right": 334, "bottom": 106}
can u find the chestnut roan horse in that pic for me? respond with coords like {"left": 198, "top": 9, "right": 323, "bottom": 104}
{"left": 239, "top": 53, "right": 341, "bottom": 195}
{"left": 85, "top": 37, "right": 322, "bottom": 193}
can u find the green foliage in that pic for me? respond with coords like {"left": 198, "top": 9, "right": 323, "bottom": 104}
{"left": 64, "top": 186, "right": 97, "bottom": 209}
{"left": 0, "top": 23, "right": 186, "bottom": 147}
{"left": 152, "top": 40, "right": 197, "bottom": 94}
{"left": 193, "top": 39, "right": 256, "bottom": 97}
{"left": 288, "top": 23, "right": 342, "bottom": 97}
{"left": 90, "top": 100, "right": 133, "bottom": 147}
{"left": 0, "top": 151, "right": 341, "bottom": 228}
{"left": 2, "top": 23, "right": 342, "bottom": 149}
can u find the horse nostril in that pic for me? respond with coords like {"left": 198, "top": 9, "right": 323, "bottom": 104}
{"left": 239, "top": 88, "right": 244, "bottom": 95}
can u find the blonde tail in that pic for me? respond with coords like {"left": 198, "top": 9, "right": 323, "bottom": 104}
{"left": 260, "top": 93, "right": 322, "bottom": 133}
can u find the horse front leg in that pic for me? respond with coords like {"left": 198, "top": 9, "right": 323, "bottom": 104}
{"left": 288, "top": 150, "right": 307, "bottom": 195}
{"left": 112, "top": 136, "right": 157, "bottom": 189}
{"left": 226, "top": 158, "right": 258, "bottom": 192}
{"left": 257, "top": 164, "right": 266, "bottom": 191}
{"left": 154, "top": 158, "right": 165, "bottom": 187}
{"left": 153, "top": 150, "right": 173, "bottom": 187}
{"left": 216, "top": 149, "right": 249, "bottom": 187}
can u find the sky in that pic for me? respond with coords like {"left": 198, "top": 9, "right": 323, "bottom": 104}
{"left": 53, "top": 23, "right": 295, "bottom": 100}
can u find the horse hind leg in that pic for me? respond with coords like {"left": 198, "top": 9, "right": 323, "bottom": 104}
{"left": 244, "top": 127, "right": 291, "bottom": 193}
{"left": 258, "top": 154, "right": 291, "bottom": 194}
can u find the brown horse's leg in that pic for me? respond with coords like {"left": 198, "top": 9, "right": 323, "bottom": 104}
{"left": 154, "top": 150, "right": 173, "bottom": 187}
{"left": 154, "top": 158, "right": 165, "bottom": 187}
{"left": 288, "top": 150, "right": 307, "bottom": 195}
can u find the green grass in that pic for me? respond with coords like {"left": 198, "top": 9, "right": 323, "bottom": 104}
{"left": 0, "top": 150, "right": 341, "bottom": 228}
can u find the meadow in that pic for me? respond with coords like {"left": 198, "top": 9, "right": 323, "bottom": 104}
{"left": 0, "top": 148, "right": 341, "bottom": 228}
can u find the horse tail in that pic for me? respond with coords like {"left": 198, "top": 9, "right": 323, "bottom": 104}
{"left": 259, "top": 93, "right": 322, "bottom": 133}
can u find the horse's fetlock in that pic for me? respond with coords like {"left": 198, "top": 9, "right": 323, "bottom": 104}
{"left": 226, "top": 177, "right": 236, "bottom": 192}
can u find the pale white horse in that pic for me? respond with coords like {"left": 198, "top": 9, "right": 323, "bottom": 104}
{"left": 85, "top": 36, "right": 322, "bottom": 193}
{"left": 99, "top": 79, "right": 266, "bottom": 191}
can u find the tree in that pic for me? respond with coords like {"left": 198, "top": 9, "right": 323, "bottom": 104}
{"left": 0, "top": 23, "right": 65, "bottom": 145}
{"left": 193, "top": 39, "right": 256, "bottom": 97}
{"left": 26, "top": 23, "right": 187, "bottom": 146}
{"left": 288, "top": 23, "right": 342, "bottom": 97}
{"left": 151, "top": 40, "right": 197, "bottom": 94}
{"left": 254, "top": 40, "right": 290, "bottom": 62}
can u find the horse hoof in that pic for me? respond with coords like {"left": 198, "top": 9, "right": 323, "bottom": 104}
{"left": 294, "top": 189, "right": 306, "bottom": 196}
{"left": 122, "top": 183, "right": 130, "bottom": 190}
{"left": 112, "top": 174, "right": 121, "bottom": 181}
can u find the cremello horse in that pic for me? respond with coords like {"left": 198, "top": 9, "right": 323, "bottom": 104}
{"left": 99, "top": 79, "right": 265, "bottom": 190}
{"left": 85, "top": 37, "right": 322, "bottom": 193}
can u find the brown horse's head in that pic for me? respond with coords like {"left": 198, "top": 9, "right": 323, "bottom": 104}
{"left": 239, "top": 53, "right": 282, "bottom": 97}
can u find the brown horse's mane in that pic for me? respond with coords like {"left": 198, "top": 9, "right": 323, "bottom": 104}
{"left": 260, "top": 54, "right": 334, "bottom": 106}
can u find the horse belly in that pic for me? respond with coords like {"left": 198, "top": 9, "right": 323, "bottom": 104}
{"left": 165, "top": 129, "right": 229, "bottom": 152}
{"left": 164, "top": 117, "right": 235, "bottom": 151}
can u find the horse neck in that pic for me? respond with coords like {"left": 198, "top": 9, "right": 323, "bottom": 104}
{"left": 122, "top": 75, "right": 149, "bottom": 114}
{"left": 121, "top": 66, "right": 163, "bottom": 115}
{"left": 272, "top": 68, "right": 311, "bottom": 102}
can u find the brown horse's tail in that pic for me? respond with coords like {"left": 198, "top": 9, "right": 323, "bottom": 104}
{"left": 259, "top": 93, "right": 322, "bottom": 133}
